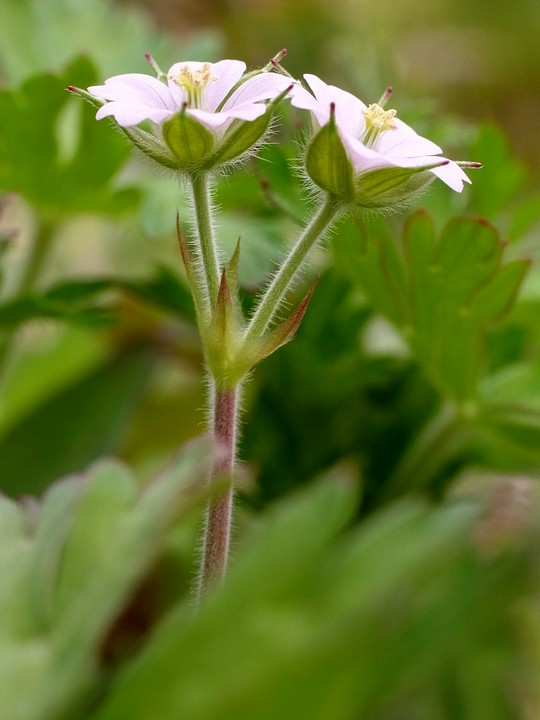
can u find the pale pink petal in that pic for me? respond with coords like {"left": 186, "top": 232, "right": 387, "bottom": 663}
{"left": 377, "top": 118, "right": 443, "bottom": 157}
{"left": 202, "top": 59, "right": 246, "bottom": 110}
{"left": 304, "top": 74, "right": 367, "bottom": 137}
{"left": 289, "top": 84, "right": 328, "bottom": 125}
{"left": 429, "top": 160, "right": 471, "bottom": 192}
{"left": 381, "top": 154, "right": 471, "bottom": 191}
{"left": 187, "top": 103, "right": 268, "bottom": 131}
{"left": 222, "top": 72, "right": 293, "bottom": 112}
{"left": 96, "top": 101, "right": 173, "bottom": 127}
{"left": 339, "top": 131, "right": 397, "bottom": 175}
{"left": 89, "top": 74, "right": 175, "bottom": 112}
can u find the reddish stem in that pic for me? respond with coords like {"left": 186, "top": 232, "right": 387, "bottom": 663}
{"left": 197, "top": 385, "right": 238, "bottom": 598}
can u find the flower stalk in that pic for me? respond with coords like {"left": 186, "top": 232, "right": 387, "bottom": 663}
{"left": 246, "top": 193, "right": 341, "bottom": 340}
{"left": 188, "top": 171, "right": 221, "bottom": 313}
{"left": 197, "top": 383, "right": 239, "bottom": 599}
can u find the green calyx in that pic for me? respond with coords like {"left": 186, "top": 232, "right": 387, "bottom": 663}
{"left": 162, "top": 110, "right": 216, "bottom": 171}
{"left": 162, "top": 107, "right": 274, "bottom": 172}
{"left": 305, "top": 108, "right": 354, "bottom": 202}
{"left": 209, "top": 112, "right": 271, "bottom": 166}
{"left": 353, "top": 163, "right": 442, "bottom": 208}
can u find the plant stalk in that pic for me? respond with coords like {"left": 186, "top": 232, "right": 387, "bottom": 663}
{"left": 245, "top": 194, "right": 340, "bottom": 340}
{"left": 197, "top": 383, "right": 239, "bottom": 599}
{"left": 189, "top": 171, "right": 221, "bottom": 314}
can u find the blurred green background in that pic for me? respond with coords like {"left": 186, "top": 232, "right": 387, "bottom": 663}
{"left": 1, "top": 0, "right": 540, "bottom": 509}
{"left": 2, "top": 3, "right": 540, "bottom": 719}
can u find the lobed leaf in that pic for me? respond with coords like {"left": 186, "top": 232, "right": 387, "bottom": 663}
{"left": 0, "top": 439, "right": 212, "bottom": 720}
{"left": 335, "top": 212, "right": 528, "bottom": 404}
{"left": 0, "top": 57, "right": 139, "bottom": 217}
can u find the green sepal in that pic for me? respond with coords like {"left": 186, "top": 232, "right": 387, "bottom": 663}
{"left": 208, "top": 82, "right": 292, "bottom": 167}
{"left": 162, "top": 110, "right": 215, "bottom": 170}
{"left": 246, "top": 280, "right": 317, "bottom": 366}
{"left": 204, "top": 253, "right": 246, "bottom": 387}
{"left": 207, "top": 113, "right": 271, "bottom": 167}
{"left": 354, "top": 162, "right": 445, "bottom": 208}
{"left": 122, "top": 125, "right": 180, "bottom": 170}
{"left": 305, "top": 109, "right": 354, "bottom": 201}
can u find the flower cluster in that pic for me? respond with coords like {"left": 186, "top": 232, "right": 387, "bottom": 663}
{"left": 75, "top": 55, "right": 479, "bottom": 209}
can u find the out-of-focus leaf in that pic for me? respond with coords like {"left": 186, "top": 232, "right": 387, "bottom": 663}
{"left": 0, "top": 343, "right": 155, "bottom": 496}
{"left": 0, "top": 325, "right": 109, "bottom": 438}
{"left": 334, "top": 212, "right": 529, "bottom": 404}
{"left": 0, "top": 294, "right": 114, "bottom": 329}
{"left": 89, "top": 474, "right": 539, "bottom": 720}
{"left": 475, "top": 402, "right": 540, "bottom": 471}
{"left": 0, "top": 0, "right": 222, "bottom": 85}
{"left": 0, "top": 194, "right": 18, "bottom": 289}
{"left": 0, "top": 57, "right": 139, "bottom": 217}
{"left": 120, "top": 267, "right": 196, "bottom": 322}
{"left": 0, "top": 440, "right": 212, "bottom": 720}
{"left": 0, "top": 268, "right": 195, "bottom": 331}
{"left": 468, "top": 122, "right": 526, "bottom": 218}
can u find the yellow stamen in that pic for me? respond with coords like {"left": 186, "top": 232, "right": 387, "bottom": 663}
{"left": 169, "top": 63, "right": 218, "bottom": 107}
{"left": 362, "top": 102, "right": 397, "bottom": 147}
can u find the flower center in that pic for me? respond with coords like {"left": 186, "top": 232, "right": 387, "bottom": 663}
{"left": 361, "top": 103, "right": 397, "bottom": 148}
{"left": 170, "top": 63, "right": 218, "bottom": 107}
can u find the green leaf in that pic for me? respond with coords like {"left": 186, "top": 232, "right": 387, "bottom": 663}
{"left": 469, "top": 122, "right": 526, "bottom": 218}
{"left": 89, "top": 475, "right": 538, "bottom": 720}
{"left": 0, "top": 0, "right": 202, "bottom": 85}
{"left": 0, "top": 270, "right": 196, "bottom": 332}
{"left": 335, "top": 212, "right": 528, "bottom": 404}
{"left": 0, "top": 440, "right": 212, "bottom": 720}
{"left": 0, "top": 57, "right": 139, "bottom": 216}
{"left": 475, "top": 402, "right": 540, "bottom": 470}
{"left": 0, "top": 344, "right": 155, "bottom": 496}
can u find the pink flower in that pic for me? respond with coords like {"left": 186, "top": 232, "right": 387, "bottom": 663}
{"left": 84, "top": 59, "right": 293, "bottom": 170}
{"left": 291, "top": 74, "right": 479, "bottom": 206}
{"left": 89, "top": 59, "right": 291, "bottom": 133}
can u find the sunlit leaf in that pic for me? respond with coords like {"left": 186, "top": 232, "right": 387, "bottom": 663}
{"left": 0, "top": 57, "right": 139, "bottom": 217}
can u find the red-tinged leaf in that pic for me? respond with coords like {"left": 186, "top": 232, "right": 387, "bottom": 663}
{"left": 176, "top": 213, "right": 195, "bottom": 282}
{"left": 225, "top": 239, "right": 243, "bottom": 319}
{"left": 251, "top": 279, "right": 318, "bottom": 362}
{"left": 214, "top": 269, "right": 234, "bottom": 344}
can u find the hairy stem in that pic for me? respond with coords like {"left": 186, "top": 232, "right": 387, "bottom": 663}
{"left": 197, "top": 383, "right": 239, "bottom": 599}
{"left": 245, "top": 194, "right": 340, "bottom": 340}
{"left": 189, "top": 171, "right": 221, "bottom": 313}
